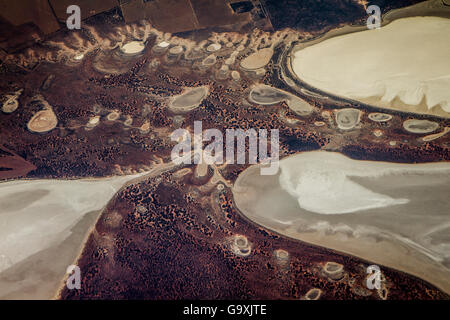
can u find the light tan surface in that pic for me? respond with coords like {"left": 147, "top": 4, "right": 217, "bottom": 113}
{"left": 0, "top": 174, "right": 141, "bottom": 299}
{"left": 169, "top": 86, "right": 209, "bottom": 113}
{"left": 49, "top": 0, "right": 118, "bottom": 20}
{"left": 403, "top": 119, "right": 439, "bottom": 134}
{"left": 335, "top": 108, "right": 361, "bottom": 130}
{"left": 241, "top": 48, "right": 274, "bottom": 71}
{"left": 249, "top": 84, "right": 314, "bottom": 116}
{"left": 422, "top": 127, "right": 450, "bottom": 141}
{"left": 195, "top": 163, "right": 208, "bottom": 178}
{"left": 2, "top": 93, "right": 20, "bottom": 114}
{"left": 27, "top": 109, "right": 58, "bottom": 133}
{"left": 286, "top": 97, "right": 314, "bottom": 116}
{"left": 120, "top": 41, "right": 145, "bottom": 55}
{"left": 0, "top": 0, "right": 60, "bottom": 34}
{"left": 291, "top": 17, "right": 450, "bottom": 118}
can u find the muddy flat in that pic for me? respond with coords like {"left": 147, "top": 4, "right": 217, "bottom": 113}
{"left": 0, "top": 174, "right": 140, "bottom": 299}
{"left": 291, "top": 17, "right": 450, "bottom": 118}
{"left": 233, "top": 151, "right": 450, "bottom": 294}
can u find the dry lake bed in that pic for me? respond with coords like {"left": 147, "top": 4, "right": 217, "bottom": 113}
{"left": 233, "top": 151, "right": 450, "bottom": 294}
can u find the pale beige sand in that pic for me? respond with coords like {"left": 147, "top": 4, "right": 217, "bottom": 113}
{"left": 231, "top": 71, "right": 241, "bottom": 81}
{"left": 422, "top": 127, "right": 450, "bottom": 141}
{"left": 207, "top": 43, "right": 221, "bottom": 52}
{"left": 403, "top": 119, "right": 439, "bottom": 134}
{"left": 169, "top": 86, "right": 209, "bottom": 113}
{"left": 106, "top": 111, "right": 120, "bottom": 121}
{"left": 73, "top": 53, "right": 84, "bottom": 61}
{"left": 27, "top": 109, "right": 58, "bottom": 133}
{"left": 169, "top": 45, "right": 184, "bottom": 55}
{"left": 249, "top": 85, "right": 288, "bottom": 105}
{"left": 0, "top": 210, "right": 99, "bottom": 300}
{"left": 292, "top": 17, "right": 450, "bottom": 118}
{"left": 157, "top": 41, "right": 170, "bottom": 48}
{"left": 335, "top": 108, "right": 361, "bottom": 130}
{"left": 368, "top": 113, "right": 393, "bottom": 122}
{"left": 2, "top": 97, "right": 18, "bottom": 113}
{"left": 304, "top": 288, "right": 322, "bottom": 300}
{"left": 2, "top": 92, "right": 21, "bottom": 114}
{"left": 233, "top": 151, "right": 450, "bottom": 293}
{"left": 120, "top": 41, "right": 145, "bottom": 54}
{"left": 195, "top": 163, "right": 208, "bottom": 178}
{"left": 0, "top": 174, "right": 141, "bottom": 299}
{"left": 241, "top": 48, "right": 273, "bottom": 71}
{"left": 202, "top": 54, "right": 217, "bottom": 67}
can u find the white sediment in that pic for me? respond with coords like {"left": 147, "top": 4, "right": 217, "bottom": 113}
{"left": 207, "top": 43, "right": 221, "bottom": 52}
{"left": 120, "top": 41, "right": 145, "bottom": 54}
{"left": 291, "top": 17, "right": 450, "bottom": 117}
{"left": 278, "top": 153, "right": 418, "bottom": 215}
{"left": 249, "top": 84, "right": 314, "bottom": 115}
{"left": 232, "top": 151, "right": 450, "bottom": 293}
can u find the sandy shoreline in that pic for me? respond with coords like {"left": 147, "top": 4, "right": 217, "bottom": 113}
{"left": 232, "top": 151, "right": 450, "bottom": 294}
{"left": 290, "top": 16, "right": 450, "bottom": 118}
